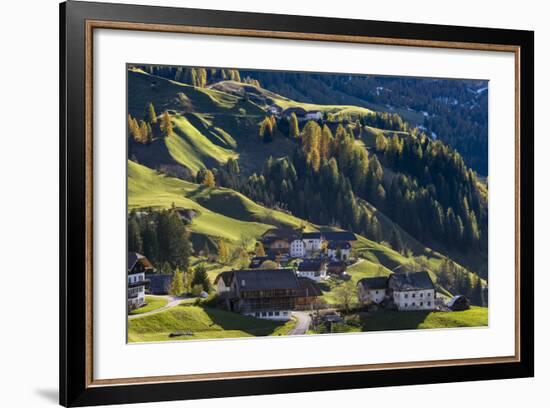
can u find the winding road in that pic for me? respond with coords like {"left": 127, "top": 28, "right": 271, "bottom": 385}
{"left": 289, "top": 311, "right": 312, "bottom": 335}
{"left": 128, "top": 296, "right": 183, "bottom": 319}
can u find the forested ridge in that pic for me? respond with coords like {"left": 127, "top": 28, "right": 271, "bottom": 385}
{"left": 126, "top": 64, "right": 489, "bottom": 302}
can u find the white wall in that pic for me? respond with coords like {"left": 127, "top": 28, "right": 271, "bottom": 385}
{"left": 0, "top": 1, "right": 547, "bottom": 408}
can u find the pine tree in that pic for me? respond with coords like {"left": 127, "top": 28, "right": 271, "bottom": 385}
{"left": 128, "top": 218, "right": 142, "bottom": 253}
{"left": 141, "top": 222, "right": 158, "bottom": 263}
{"left": 191, "top": 263, "right": 211, "bottom": 292}
{"left": 289, "top": 112, "right": 300, "bottom": 138}
{"left": 255, "top": 242, "right": 266, "bottom": 257}
{"left": 218, "top": 240, "right": 230, "bottom": 264}
{"left": 159, "top": 111, "right": 173, "bottom": 136}
{"left": 202, "top": 170, "right": 216, "bottom": 187}
{"left": 145, "top": 102, "right": 157, "bottom": 124}
{"left": 169, "top": 268, "right": 184, "bottom": 296}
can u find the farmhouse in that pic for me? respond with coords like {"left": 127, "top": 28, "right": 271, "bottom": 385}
{"left": 327, "top": 241, "right": 351, "bottom": 261}
{"left": 127, "top": 252, "right": 152, "bottom": 310}
{"left": 305, "top": 110, "right": 323, "bottom": 121}
{"left": 388, "top": 271, "right": 436, "bottom": 311}
{"left": 295, "top": 277, "right": 323, "bottom": 308}
{"left": 214, "top": 271, "right": 234, "bottom": 296}
{"left": 290, "top": 239, "right": 306, "bottom": 258}
{"left": 357, "top": 276, "right": 388, "bottom": 304}
{"left": 260, "top": 227, "right": 300, "bottom": 255}
{"left": 302, "top": 232, "right": 323, "bottom": 253}
{"left": 282, "top": 106, "right": 307, "bottom": 120}
{"left": 296, "top": 259, "right": 327, "bottom": 282}
{"left": 228, "top": 268, "right": 300, "bottom": 321}
{"left": 327, "top": 260, "right": 347, "bottom": 275}
{"left": 266, "top": 104, "right": 283, "bottom": 117}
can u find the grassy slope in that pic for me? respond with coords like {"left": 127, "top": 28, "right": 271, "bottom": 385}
{"left": 129, "top": 296, "right": 169, "bottom": 315}
{"left": 128, "top": 304, "right": 295, "bottom": 342}
{"left": 351, "top": 306, "right": 488, "bottom": 332}
{"left": 129, "top": 160, "right": 316, "bottom": 245}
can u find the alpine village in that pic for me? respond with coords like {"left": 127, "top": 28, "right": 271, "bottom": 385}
{"left": 126, "top": 65, "right": 489, "bottom": 342}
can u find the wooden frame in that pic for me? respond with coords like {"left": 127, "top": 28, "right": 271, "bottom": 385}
{"left": 60, "top": 1, "right": 534, "bottom": 406}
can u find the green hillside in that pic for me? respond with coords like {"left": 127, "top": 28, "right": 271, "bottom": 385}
{"left": 128, "top": 304, "right": 295, "bottom": 342}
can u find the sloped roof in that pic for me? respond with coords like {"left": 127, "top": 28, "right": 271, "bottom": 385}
{"left": 327, "top": 241, "right": 351, "bottom": 250}
{"left": 261, "top": 227, "right": 300, "bottom": 241}
{"left": 233, "top": 268, "right": 299, "bottom": 292}
{"left": 358, "top": 276, "right": 388, "bottom": 290}
{"left": 127, "top": 252, "right": 153, "bottom": 272}
{"left": 297, "top": 278, "right": 322, "bottom": 297}
{"left": 214, "top": 271, "right": 234, "bottom": 286}
{"left": 302, "top": 232, "right": 322, "bottom": 239}
{"left": 297, "top": 260, "right": 325, "bottom": 272}
{"left": 389, "top": 271, "right": 435, "bottom": 291}
{"left": 322, "top": 231, "right": 357, "bottom": 241}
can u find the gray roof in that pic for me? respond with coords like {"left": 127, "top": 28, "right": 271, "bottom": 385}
{"left": 327, "top": 241, "right": 351, "bottom": 250}
{"left": 358, "top": 276, "right": 388, "bottom": 290}
{"left": 298, "top": 260, "right": 325, "bottom": 272}
{"left": 389, "top": 271, "right": 435, "bottom": 291}
{"left": 322, "top": 231, "right": 357, "bottom": 241}
{"left": 146, "top": 274, "right": 172, "bottom": 294}
{"left": 233, "top": 268, "right": 299, "bottom": 292}
{"left": 302, "top": 232, "right": 322, "bottom": 239}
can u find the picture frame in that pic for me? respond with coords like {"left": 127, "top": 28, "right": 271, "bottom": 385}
{"left": 60, "top": 1, "right": 534, "bottom": 406}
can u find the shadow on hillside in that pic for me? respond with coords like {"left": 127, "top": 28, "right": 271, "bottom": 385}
{"left": 202, "top": 306, "right": 285, "bottom": 337}
{"left": 357, "top": 310, "right": 431, "bottom": 332}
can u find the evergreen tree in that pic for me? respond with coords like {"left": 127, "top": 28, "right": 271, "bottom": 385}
{"left": 128, "top": 218, "right": 142, "bottom": 253}
{"left": 289, "top": 112, "right": 300, "bottom": 138}
{"left": 191, "top": 263, "right": 211, "bottom": 292}
{"left": 144, "top": 102, "right": 157, "bottom": 124}
{"left": 160, "top": 111, "right": 173, "bottom": 136}
{"left": 141, "top": 222, "right": 159, "bottom": 263}
{"left": 156, "top": 209, "right": 192, "bottom": 270}
{"left": 202, "top": 170, "right": 216, "bottom": 187}
{"left": 169, "top": 268, "right": 184, "bottom": 296}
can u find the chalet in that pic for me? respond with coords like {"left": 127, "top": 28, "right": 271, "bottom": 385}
{"left": 327, "top": 241, "right": 351, "bottom": 261}
{"left": 305, "top": 110, "right": 323, "bottom": 121}
{"left": 266, "top": 104, "right": 283, "bottom": 117}
{"left": 327, "top": 260, "right": 347, "bottom": 275}
{"left": 290, "top": 239, "right": 305, "bottom": 258}
{"left": 296, "top": 259, "right": 327, "bottom": 282}
{"left": 214, "top": 271, "right": 234, "bottom": 296}
{"left": 146, "top": 273, "right": 172, "bottom": 295}
{"left": 282, "top": 106, "right": 307, "bottom": 121}
{"left": 260, "top": 228, "right": 300, "bottom": 255}
{"left": 295, "top": 277, "right": 323, "bottom": 308}
{"left": 388, "top": 271, "right": 436, "bottom": 311}
{"left": 357, "top": 276, "right": 388, "bottom": 304}
{"left": 302, "top": 232, "right": 323, "bottom": 253}
{"left": 228, "top": 268, "right": 300, "bottom": 321}
{"left": 127, "top": 252, "right": 152, "bottom": 310}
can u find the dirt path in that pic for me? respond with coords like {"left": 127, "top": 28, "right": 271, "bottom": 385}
{"left": 289, "top": 311, "right": 312, "bottom": 335}
{"left": 128, "top": 296, "right": 183, "bottom": 320}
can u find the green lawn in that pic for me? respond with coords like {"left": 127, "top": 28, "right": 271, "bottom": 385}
{"left": 128, "top": 304, "right": 296, "bottom": 342}
{"left": 347, "top": 306, "right": 488, "bottom": 332}
{"left": 129, "top": 296, "right": 169, "bottom": 315}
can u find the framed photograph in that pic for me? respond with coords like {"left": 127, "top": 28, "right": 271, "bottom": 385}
{"left": 60, "top": 1, "right": 534, "bottom": 406}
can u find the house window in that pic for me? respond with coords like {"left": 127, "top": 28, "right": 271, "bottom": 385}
{"left": 268, "top": 311, "right": 274, "bottom": 317}
{"left": 428, "top": 302, "right": 431, "bottom": 306}
{"left": 420, "top": 293, "right": 423, "bottom": 298}
{"left": 420, "top": 302, "right": 423, "bottom": 306}
{"left": 262, "top": 312, "right": 266, "bottom": 317}
{"left": 404, "top": 303, "right": 408, "bottom": 307}
{"left": 412, "top": 302, "right": 415, "bottom": 306}
{"left": 275, "top": 311, "right": 280, "bottom": 316}
{"left": 428, "top": 293, "right": 432, "bottom": 297}
{"left": 404, "top": 294, "right": 408, "bottom": 299}
{"left": 375, "top": 290, "right": 379, "bottom": 294}
{"left": 412, "top": 293, "right": 416, "bottom": 298}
